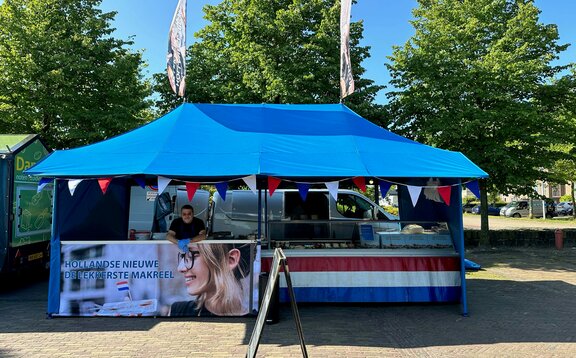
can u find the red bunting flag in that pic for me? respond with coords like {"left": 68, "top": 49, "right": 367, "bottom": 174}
{"left": 437, "top": 186, "right": 452, "bottom": 206}
{"left": 98, "top": 178, "right": 112, "bottom": 194}
{"left": 352, "top": 177, "right": 366, "bottom": 192}
{"left": 185, "top": 182, "right": 200, "bottom": 201}
{"left": 268, "top": 176, "right": 281, "bottom": 196}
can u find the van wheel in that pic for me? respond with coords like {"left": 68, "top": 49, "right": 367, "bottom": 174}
{"left": 512, "top": 213, "right": 521, "bottom": 218}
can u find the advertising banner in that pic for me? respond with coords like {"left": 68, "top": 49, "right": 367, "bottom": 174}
{"left": 13, "top": 139, "right": 51, "bottom": 247}
{"left": 58, "top": 241, "right": 259, "bottom": 317}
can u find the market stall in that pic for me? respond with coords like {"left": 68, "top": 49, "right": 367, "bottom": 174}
{"left": 26, "top": 103, "right": 487, "bottom": 316}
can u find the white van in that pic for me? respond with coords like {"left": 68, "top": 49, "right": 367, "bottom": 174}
{"left": 210, "top": 189, "right": 399, "bottom": 242}
{"left": 500, "top": 200, "right": 545, "bottom": 218}
{"left": 128, "top": 186, "right": 210, "bottom": 237}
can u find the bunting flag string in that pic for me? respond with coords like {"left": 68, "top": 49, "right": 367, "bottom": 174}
{"left": 215, "top": 182, "right": 228, "bottom": 201}
{"left": 352, "top": 177, "right": 366, "bottom": 192}
{"left": 185, "top": 182, "right": 200, "bottom": 201}
{"left": 268, "top": 176, "right": 281, "bottom": 196}
{"left": 55, "top": 174, "right": 482, "bottom": 209}
{"left": 98, "top": 178, "right": 112, "bottom": 195}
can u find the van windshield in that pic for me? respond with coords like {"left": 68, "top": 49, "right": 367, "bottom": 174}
{"left": 336, "top": 193, "right": 374, "bottom": 219}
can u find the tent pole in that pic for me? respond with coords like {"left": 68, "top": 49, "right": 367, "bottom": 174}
{"left": 264, "top": 189, "right": 268, "bottom": 249}
{"left": 257, "top": 188, "right": 262, "bottom": 245}
{"left": 457, "top": 180, "right": 469, "bottom": 316}
{"left": 47, "top": 179, "right": 62, "bottom": 317}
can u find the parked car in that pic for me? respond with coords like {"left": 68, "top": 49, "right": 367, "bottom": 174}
{"left": 500, "top": 200, "right": 556, "bottom": 218}
{"left": 556, "top": 202, "right": 574, "bottom": 216}
{"left": 501, "top": 200, "right": 545, "bottom": 218}
{"left": 462, "top": 203, "right": 477, "bottom": 213}
{"left": 471, "top": 204, "right": 503, "bottom": 216}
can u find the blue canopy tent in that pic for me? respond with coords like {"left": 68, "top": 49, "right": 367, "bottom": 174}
{"left": 26, "top": 103, "right": 487, "bottom": 315}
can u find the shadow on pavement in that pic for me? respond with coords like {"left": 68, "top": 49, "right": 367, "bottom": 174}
{"left": 1, "top": 273, "right": 575, "bottom": 349}
{"left": 256, "top": 278, "right": 575, "bottom": 348}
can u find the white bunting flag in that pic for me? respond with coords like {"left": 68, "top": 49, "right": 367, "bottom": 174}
{"left": 242, "top": 175, "right": 258, "bottom": 194}
{"left": 325, "top": 180, "right": 339, "bottom": 200}
{"left": 407, "top": 185, "right": 422, "bottom": 207}
{"left": 157, "top": 176, "right": 171, "bottom": 194}
{"left": 68, "top": 179, "right": 83, "bottom": 196}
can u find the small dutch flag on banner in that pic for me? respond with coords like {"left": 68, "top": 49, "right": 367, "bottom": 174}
{"left": 116, "top": 281, "right": 130, "bottom": 291}
{"left": 116, "top": 281, "right": 132, "bottom": 301}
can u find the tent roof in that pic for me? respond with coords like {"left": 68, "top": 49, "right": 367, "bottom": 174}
{"left": 26, "top": 103, "right": 487, "bottom": 180}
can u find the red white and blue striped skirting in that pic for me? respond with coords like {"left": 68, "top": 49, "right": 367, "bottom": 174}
{"left": 261, "top": 255, "right": 461, "bottom": 303}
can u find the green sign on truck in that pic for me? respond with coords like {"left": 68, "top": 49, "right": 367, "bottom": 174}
{"left": 1, "top": 134, "right": 52, "bottom": 274}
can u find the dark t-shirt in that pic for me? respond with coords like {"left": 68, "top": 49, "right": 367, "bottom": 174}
{"left": 169, "top": 217, "right": 205, "bottom": 240}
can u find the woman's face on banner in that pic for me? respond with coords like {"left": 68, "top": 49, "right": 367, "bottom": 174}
{"left": 178, "top": 244, "right": 210, "bottom": 296}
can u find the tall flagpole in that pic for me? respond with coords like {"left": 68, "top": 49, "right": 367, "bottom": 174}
{"left": 167, "top": 0, "right": 187, "bottom": 101}
{"left": 340, "top": 0, "right": 354, "bottom": 102}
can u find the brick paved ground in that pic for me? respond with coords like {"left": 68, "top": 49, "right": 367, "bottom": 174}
{"left": 1, "top": 247, "right": 575, "bottom": 357}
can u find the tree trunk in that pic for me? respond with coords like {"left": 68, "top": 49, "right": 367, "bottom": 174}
{"left": 570, "top": 182, "right": 576, "bottom": 219}
{"left": 478, "top": 179, "right": 490, "bottom": 247}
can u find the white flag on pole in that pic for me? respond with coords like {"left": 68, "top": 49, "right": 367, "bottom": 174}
{"left": 167, "top": 0, "right": 187, "bottom": 97}
{"left": 340, "top": 0, "right": 354, "bottom": 99}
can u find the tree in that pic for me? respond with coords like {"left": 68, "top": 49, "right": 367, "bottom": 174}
{"left": 153, "top": 0, "right": 384, "bottom": 123}
{"left": 385, "top": 0, "right": 576, "bottom": 244}
{"left": 0, "top": 0, "right": 153, "bottom": 149}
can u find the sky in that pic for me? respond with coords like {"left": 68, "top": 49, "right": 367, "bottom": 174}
{"left": 99, "top": 0, "right": 576, "bottom": 104}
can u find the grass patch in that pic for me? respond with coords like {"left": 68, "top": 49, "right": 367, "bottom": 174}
{"left": 466, "top": 270, "right": 507, "bottom": 280}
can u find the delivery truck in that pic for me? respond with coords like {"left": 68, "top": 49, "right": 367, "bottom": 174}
{"left": 1, "top": 135, "right": 52, "bottom": 275}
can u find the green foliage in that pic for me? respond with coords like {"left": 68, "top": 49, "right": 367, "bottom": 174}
{"left": 152, "top": 0, "right": 385, "bottom": 123}
{"left": 463, "top": 195, "right": 479, "bottom": 204}
{"left": 0, "top": 0, "right": 153, "bottom": 149}
{"left": 382, "top": 206, "right": 398, "bottom": 216}
{"left": 559, "top": 194, "right": 573, "bottom": 203}
{"left": 385, "top": 0, "right": 576, "bottom": 196}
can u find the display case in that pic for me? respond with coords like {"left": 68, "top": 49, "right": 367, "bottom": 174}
{"left": 361, "top": 221, "right": 454, "bottom": 250}
{"left": 266, "top": 220, "right": 454, "bottom": 251}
